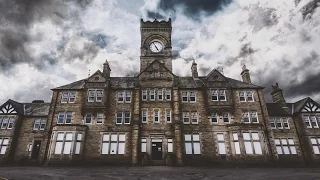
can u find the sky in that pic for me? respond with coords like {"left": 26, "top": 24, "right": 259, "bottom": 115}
{"left": 0, "top": 0, "right": 319, "bottom": 103}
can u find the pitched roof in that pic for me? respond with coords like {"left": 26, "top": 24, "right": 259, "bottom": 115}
{"left": 52, "top": 79, "right": 86, "bottom": 90}
{"left": 109, "top": 77, "right": 138, "bottom": 89}
{"left": 226, "top": 78, "right": 263, "bottom": 89}
{"left": 266, "top": 103, "right": 293, "bottom": 116}
{"left": 293, "top": 97, "right": 309, "bottom": 113}
{"left": 0, "top": 99, "right": 24, "bottom": 115}
{"left": 23, "top": 103, "right": 50, "bottom": 116}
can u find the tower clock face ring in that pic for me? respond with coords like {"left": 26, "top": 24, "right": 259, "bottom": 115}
{"left": 149, "top": 41, "right": 163, "bottom": 53}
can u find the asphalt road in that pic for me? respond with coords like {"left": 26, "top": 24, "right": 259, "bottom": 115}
{"left": 0, "top": 166, "right": 319, "bottom": 180}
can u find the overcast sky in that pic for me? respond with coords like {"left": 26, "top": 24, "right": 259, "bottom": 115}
{"left": 0, "top": 0, "right": 319, "bottom": 104}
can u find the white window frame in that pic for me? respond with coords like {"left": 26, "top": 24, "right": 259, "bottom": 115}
{"left": 246, "top": 91, "right": 254, "bottom": 102}
{"left": 124, "top": 112, "right": 131, "bottom": 124}
{"left": 150, "top": 89, "right": 155, "bottom": 101}
{"left": 69, "top": 92, "right": 76, "bottom": 103}
{"left": 141, "top": 138, "right": 147, "bottom": 152}
{"left": 96, "top": 89, "right": 103, "bottom": 102}
{"left": 270, "top": 118, "right": 276, "bottom": 129}
{"left": 310, "top": 137, "right": 320, "bottom": 154}
{"left": 219, "top": 90, "right": 226, "bottom": 101}
{"left": 88, "top": 89, "right": 96, "bottom": 102}
{"left": 158, "top": 89, "right": 163, "bottom": 101}
{"left": 84, "top": 113, "right": 92, "bottom": 124}
{"left": 243, "top": 132, "right": 262, "bottom": 155}
{"left": 61, "top": 92, "right": 69, "bottom": 103}
{"left": 243, "top": 111, "right": 258, "bottom": 123}
{"left": 125, "top": 91, "right": 132, "bottom": 103}
{"left": 275, "top": 138, "right": 297, "bottom": 155}
{"left": 142, "top": 109, "right": 148, "bottom": 123}
{"left": 1, "top": 116, "right": 9, "bottom": 129}
{"left": 7, "top": 117, "right": 15, "bottom": 129}
{"left": 191, "top": 112, "right": 198, "bottom": 124}
{"left": 311, "top": 116, "right": 319, "bottom": 128}
{"left": 142, "top": 90, "right": 147, "bottom": 101}
{"left": 165, "top": 89, "right": 171, "bottom": 101}
{"left": 217, "top": 133, "right": 226, "bottom": 155}
{"left": 222, "top": 112, "right": 230, "bottom": 123}
{"left": 211, "top": 113, "right": 218, "bottom": 124}
{"left": 189, "top": 91, "right": 196, "bottom": 102}
{"left": 116, "top": 112, "right": 123, "bottom": 124}
{"left": 184, "top": 134, "right": 201, "bottom": 154}
{"left": 239, "top": 91, "right": 254, "bottom": 102}
{"left": 153, "top": 109, "right": 160, "bottom": 123}
{"left": 33, "top": 118, "right": 46, "bottom": 130}
{"left": 117, "top": 91, "right": 124, "bottom": 102}
{"left": 57, "top": 112, "right": 72, "bottom": 124}
{"left": 183, "top": 112, "right": 190, "bottom": 124}
{"left": 181, "top": 91, "right": 188, "bottom": 102}
{"left": 304, "top": 116, "right": 312, "bottom": 128}
{"left": 0, "top": 138, "right": 9, "bottom": 155}
{"left": 166, "top": 109, "right": 171, "bottom": 123}
{"left": 101, "top": 133, "right": 126, "bottom": 155}
{"left": 96, "top": 113, "right": 104, "bottom": 124}
{"left": 168, "top": 138, "right": 173, "bottom": 153}
{"left": 54, "top": 132, "right": 73, "bottom": 155}
{"left": 211, "top": 89, "right": 219, "bottom": 101}
{"left": 233, "top": 133, "right": 241, "bottom": 154}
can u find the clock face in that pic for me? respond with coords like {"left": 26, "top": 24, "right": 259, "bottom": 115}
{"left": 149, "top": 41, "right": 163, "bottom": 53}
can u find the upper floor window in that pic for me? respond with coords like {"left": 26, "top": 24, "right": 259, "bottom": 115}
{"left": 183, "top": 111, "right": 198, "bottom": 124}
{"left": 181, "top": 90, "right": 196, "bottom": 103}
{"left": 61, "top": 91, "right": 76, "bottom": 103}
{"left": 211, "top": 89, "right": 226, "bottom": 101}
{"left": 88, "top": 89, "right": 103, "bottom": 102}
{"left": 0, "top": 138, "right": 9, "bottom": 155}
{"left": 154, "top": 109, "right": 160, "bottom": 123}
{"left": 116, "top": 112, "right": 131, "bottom": 124}
{"left": 222, "top": 112, "right": 230, "bottom": 123}
{"left": 150, "top": 89, "right": 155, "bottom": 101}
{"left": 166, "top": 89, "right": 171, "bottom": 101}
{"left": 304, "top": 115, "right": 320, "bottom": 128}
{"left": 166, "top": 109, "right": 171, "bottom": 123}
{"left": 243, "top": 111, "right": 259, "bottom": 123}
{"left": 142, "top": 90, "right": 147, "bottom": 101}
{"left": 211, "top": 113, "right": 218, "bottom": 124}
{"left": 142, "top": 109, "right": 148, "bottom": 123}
{"left": 270, "top": 117, "right": 289, "bottom": 129}
{"left": 33, "top": 118, "right": 47, "bottom": 130}
{"left": 0, "top": 116, "right": 15, "bottom": 130}
{"left": 239, "top": 91, "right": 254, "bottom": 102}
{"left": 117, "top": 91, "right": 131, "bottom": 103}
{"left": 85, "top": 113, "right": 92, "bottom": 124}
{"left": 158, "top": 89, "right": 163, "bottom": 101}
{"left": 96, "top": 113, "right": 104, "bottom": 124}
{"left": 191, "top": 112, "right": 198, "bottom": 124}
{"left": 57, "top": 112, "right": 72, "bottom": 124}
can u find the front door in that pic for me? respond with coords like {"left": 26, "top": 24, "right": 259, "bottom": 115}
{"left": 31, "top": 140, "right": 41, "bottom": 160}
{"left": 151, "top": 142, "right": 162, "bottom": 160}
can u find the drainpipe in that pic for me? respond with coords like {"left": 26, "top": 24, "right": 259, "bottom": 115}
{"left": 42, "top": 91, "right": 59, "bottom": 165}
{"left": 256, "top": 89, "right": 275, "bottom": 163}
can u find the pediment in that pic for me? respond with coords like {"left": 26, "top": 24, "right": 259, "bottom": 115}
{"left": 87, "top": 70, "right": 106, "bottom": 83}
{"left": 206, "top": 69, "right": 226, "bottom": 81}
{"left": 0, "top": 102, "right": 18, "bottom": 114}
{"left": 138, "top": 60, "right": 175, "bottom": 81}
{"left": 300, "top": 98, "right": 320, "bottom": 112}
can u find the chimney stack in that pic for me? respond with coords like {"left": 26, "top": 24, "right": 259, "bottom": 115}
{"left": 241, "top": 65, "right": 251, "bottom": 83}
{"left": 271, "top": 83, "right": 287, "bottom": 107}
{"left": 191, "top": 59, "right": 198, "bottom": 78}
{"left": 103, "top": 59, "right": 111, "bottom": 78}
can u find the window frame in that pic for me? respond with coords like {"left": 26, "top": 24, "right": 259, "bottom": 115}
{"left": 142, "top": 90, "right": 147, "bottom": 101}
{"left": 211, "top": 113, "right": 218, "bottom": 124}
{"left": 142, "top": 109, "right": 148, "bottom": 123}
{"left": 165, "top": 89, "right": 171, "bottom": 101}
{"left": 219, "top": 90, "right": 226, "bottom": 101}
{"left": 153, "top": 109, "right": 160, "bottom": 124}
{"left": 88, "top": 89, "right": 96, "bottom": 102}
{"left": 101, "top": 133, "right": 126, "bottom": 155}
{"left": 84, "top": 113, "right": 92, "bottom": 124}
{"left": 211, "top": 89, "right": 219, "bottom": 101}
{"left": 181, "top": 91, "right": 188, "bottom": 103}
{"left": 150, "top": 89, "right": 155, "bottom": 101}
{"left": 166, "top": 109, "right": 171, "bottom": 123}
{"left": 275, "top": 138, "right": 297, "bottom": 155}
{"left": 158, "top": 89, "right": 163, "bottom": 101}
{"left": 222, "top": 112, "right": 230, "bottom": 123}
{"left": 96, "top": 89, "right": 103, "bottom": 102}
{"left": 243, "top": 132, "right": 262, "bottom": 155}
{"left": 96, "top": 113, "right": 104, "bottom": 124}
{"left": 184, "top": 134, "right": 201, "bottom": 155}
{"left": 310, "top": 137, "right": 320, "bottom": 154}
{"left": 183, "top": 112, "right": 190, "bottom": 124}
{"left": 0, "top": 138, "right": 9, "bottom": 155}
{"left": 125, "top": 91, "right": 132, "bottom": 103}
{"left": 191, "top": 111, "right": 198, "bottom": 124}
{"left": 124, "top": 112, "right": 131, "bottom": 124}
{"left": 189, "top": 91, "right": 196, "bottom": 102}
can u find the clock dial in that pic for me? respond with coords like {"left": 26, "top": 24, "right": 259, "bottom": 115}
{"left": 149, "top": 41, "right": 163, "bottom": 53}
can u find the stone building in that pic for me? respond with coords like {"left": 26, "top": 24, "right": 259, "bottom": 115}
{"left": 0, "top": 19, "right": 319, "bottom": 166}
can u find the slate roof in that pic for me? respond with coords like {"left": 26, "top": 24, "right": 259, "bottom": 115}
{"left": 109, "top": 77, "right": 138, "bottom": 89}
{"left": 0, "top": 99, "right": 50, "bottom": 116}
{"left": 293, "top": 97, "right": 309, "bottom": 113}
{"left": 52, "top": 79, "right": 86, "bottom": 90}
{"left": 225, "top": 78, "right": 263, "bottom": 89}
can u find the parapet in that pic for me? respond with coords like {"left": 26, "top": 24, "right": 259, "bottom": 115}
{"left": 140, "top": 18, "right": 172, "bottom": 28}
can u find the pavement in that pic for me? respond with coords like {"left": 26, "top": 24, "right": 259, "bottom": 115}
{"left": 0, "top": 166, "right": 320, "bottom": 180}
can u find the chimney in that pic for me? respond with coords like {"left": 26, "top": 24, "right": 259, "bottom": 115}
{"left": 271, "top": 83, "right": 287, "bottom": 107}
{"left": 191, "top": 59, "right": 198, "bottom": 78}
{"left": 241, "top": 65, "right": 251, "bottom": 83}
{"left": 103, "top": 59, "right": 111, "bottom": 78}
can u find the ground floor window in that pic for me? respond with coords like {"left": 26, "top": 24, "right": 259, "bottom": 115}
{"left": 184, "top": 134, "right": 201, "bottom": 154}
{"left": 233, "top": 133, "right": 241, "bottom": 154}
{"left": 243, "top": 132, "right": 262, "bottom": 155}
{"left": 102, "top": 133, "right": 126, "bottom": 154}
{"left": 0, "top": 138, "right": 9, "bottom": 154}
{"left": 217, "top": 133, "right": 226, "bottom": 154}
{"left": 141, "top": 138, "right": 147, "bottom": 152}
{"left": 275, "top": 138, "right": 297, "bottom": 155}
{"left": 310, "top": 137, "right": 320, "bottom": 154}
{"left": 54, "top": 132, "right": 82, "bottom": 155}
{"left": 168, "top": 138, "right": 173, "bottom": 153}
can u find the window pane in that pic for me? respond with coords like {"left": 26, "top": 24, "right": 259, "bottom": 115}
{"left": 243, "top": 133, "right": 250, "bottom": 140}
{"left": 313, "top": 146, "right": 320, "bottom": 154}
{"left": 185, "top": 142, "right": 192, "bottom": 154}
{"left": 54, "top": 142, "right": 63, "bottom": 154}
{"left": 57, "top": 133, "right": 64, "bottom": 141}
{"left": 75, "top": 142, "right": 81, "bottom": 154}
{"left": 281, "top": 139, "right": 288, "bottom": 145}
{"left": 217, "top": 134, "right": 224, "bottom": 141}
{"left": 185, "top": 134, "right": 191, "bottom": 141}
{"left": 274, "top": 139, "right": 280, "bottom": 145}
{"left": 290, "top": 146, "right": 297, "bottom": 154}
{"left": 288, "top": 139, "right": 294, "bottom": 145}
{"left": 118, "top": 142, "right": 125, "bottom": 154}
{"left": 2, "top": 139, "right": 9, "bottom": 145}
{"left": 77, "top": 134, "right": 82, "bottom": 141}
{"left": 63, "top": 142, "right": 72, "bottom": 154}
{"left": 244, "top": 142, "right": 253, "bottom": 154}
{"left": 283, "top": 146, "right": 290, "bottom": 154}
{"left": 141, "top": 143, "right": 147, "bottom": 152}
{"left": 103, "top": 134, "right": 110, "bottom": 142}
{"left": 110, "top": 142, "right": 117, "bottom": 154}
{"left": 276, "top": 146, "right": 283, "bottom": 154}
{"left": 102, "top": 142, "right": 109, "bottom": 154}
{"left": 168, "top": 143, "right": 173, "bottom": 153}
{"left": 311, "top": 138, "right": 317, "bottom": 144}
{"left": 0, "top": 146, "right": 7, "bottom": 154}
{"left": 111, "top": 134, "right": 117, "bottom": 141}
{"left": 253, "top": 142, "right": 262, "bottom": 154}
{"left": 193, "top": 134, "right": 200, "bottom": 141}
{"left": 65, "top": 133, "right": 73, "bottom": 141}
{"left": 119, "top": 134, "right": 125, "bottom": 141}
{"left": 235, "top": 142, "right": 241, "bottom": 154}
{"left": 218, "top": 142, "right": 226, "bottom": 154}
{"left": 233, "top": 133, "right": 238, "bottom": 141}
{"left": 193, "top": 142, "right": 201, "bottom": 154}
{"left": 251, "top": 133, "right": 259, "bottom": 140}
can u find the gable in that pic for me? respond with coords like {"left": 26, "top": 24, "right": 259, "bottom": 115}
{"left": 138, "top": 60, "right": 175, "bottom": 81}
{"left": 206, "top": 69, "right": 226, "bottom": 81}
{"left": 87, "top": 70, "right": 106, "bottom": 83}
{"left": 301, "top": 99, "right": 320, "bottom": 112}
{"left": 0, "top": 102, "right": 18, "bottom": 114}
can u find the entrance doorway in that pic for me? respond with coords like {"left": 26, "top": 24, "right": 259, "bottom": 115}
{"left": 151, "top": 142, "right": 162, "bottom": 160}
{"left": 31, "top": 140, "right": 41, "bottom": 160}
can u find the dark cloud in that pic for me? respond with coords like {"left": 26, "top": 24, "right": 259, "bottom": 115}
{"left": 199, "top": 65, "right": 211, "bottom": 75}
{"left": 0, "top": 0, "right": 94, "bottom": 70}
{"left": 286, "top": 72, "right": 320, "bottom": 98}
{"left": 248, "top": 6, "right": 278, "bottom": 32}
{"left": 156, "top": 0, "right": 232, "bottom": 18}
{"left": 147, "top": 11, "right": 165, "bottom": 20}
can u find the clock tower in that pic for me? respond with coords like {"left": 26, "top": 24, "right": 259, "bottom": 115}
{"left": 140, "top": 18, "right": 173, "bottom": 72}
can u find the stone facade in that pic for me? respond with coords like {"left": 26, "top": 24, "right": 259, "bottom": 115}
{"left": 0, "top": 19, "right": 320, "bottom": 166}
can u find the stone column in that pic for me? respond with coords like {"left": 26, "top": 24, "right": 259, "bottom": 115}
{"left": 172, "top": 87, "right": 183, "bottom": 166}
{"left": 131, "top": 88, "right": 140, "bottom": 165}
